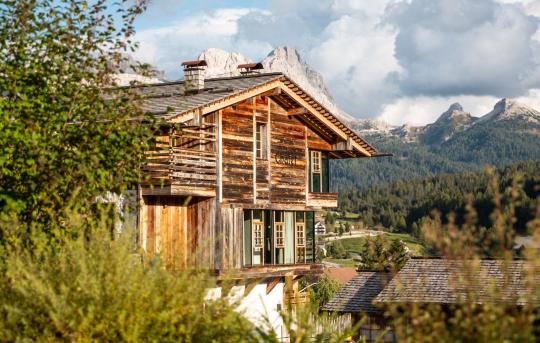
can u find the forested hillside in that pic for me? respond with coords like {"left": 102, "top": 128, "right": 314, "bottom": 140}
{"left": 332, "top": 106, "right": 540, "bottom": 192}
{"left": 338, "top": 160, "right": 540, "bottom": 235}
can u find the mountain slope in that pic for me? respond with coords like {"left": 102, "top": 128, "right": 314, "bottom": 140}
{"left": 198, "top": 47, "right": 353, "bottom": 121}
{"left": 420, "top": 103, "right": 477, "bottom": 145}
{"left": 336, "top": 99, "right": 540, "bottom": 191}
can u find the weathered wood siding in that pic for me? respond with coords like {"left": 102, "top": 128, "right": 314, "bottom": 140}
{"left": 140, "top": 196, "right": 216, "bottom": 269}
{"left": 220, "top": 94, "right": 333, "bottom": 208}
{"left": 268, "top": 98, "right": 306, "bottom": 205}
{"left": 218, "top": 207, "right": 244, "bottom": 270}
{"left": 222, "top": 100, "right": 255, "bottom": 204}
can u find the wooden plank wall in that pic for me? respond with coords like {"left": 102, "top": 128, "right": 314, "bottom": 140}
{"left": 306, "top": 125, "right": 333, "bottom": 151}
{"left": 269, "top": 98, "right": 307, "bottom": 205}
{"left": 222, "top": 100, "right": 255, "bottom": 204}
{"left": 220, "top": 93, "right": 333, "bottom": 207}
{"left": 140, "top": 196, "right": 216, "bottom": 270}
{"left": 219, "top": 207, "right": 243, "bottom": 270}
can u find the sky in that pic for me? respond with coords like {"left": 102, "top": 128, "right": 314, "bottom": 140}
{"left": 132, "top": 0, "right": 540, "bottom": 125}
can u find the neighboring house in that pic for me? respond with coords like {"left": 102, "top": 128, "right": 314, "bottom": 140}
{"left": 323, "top": 258, "right": 539, "bottom": 342}
{"left": 128, "top": 60, "right": 382, "bottom": 334}
{"left": 322, "top": 272, "right": 394, "bottom": 342}
{"left": 315, "top": 220, "right": 326, "bottom": 235}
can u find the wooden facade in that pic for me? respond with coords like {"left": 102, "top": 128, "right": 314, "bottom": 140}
{"left": 136, "top": 72, "right": 379, "bottom": 277}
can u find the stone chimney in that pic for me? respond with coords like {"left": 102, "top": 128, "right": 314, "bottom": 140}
{"left": 182, "top": 60, "right": 207, "bottom": 92}
{"left": 238, "top": 62, "right": 264, "bottom": 75}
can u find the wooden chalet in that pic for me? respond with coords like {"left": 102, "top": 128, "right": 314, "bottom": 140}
{"left": 323, "top": 258, "right": 540, "bottom": 342}
{"left": 131, "top": 60, "right": 381, "bottom": 307}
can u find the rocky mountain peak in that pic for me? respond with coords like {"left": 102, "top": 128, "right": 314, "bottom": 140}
{"left": 193, "top": 46, "right": 353, "bottom": 121}
{"left": 198, "top": 48, "right": 250, "bottom": 78}
{"left": 437, "top": 102, "right": 472, "bottom": 123}
{"left": 448, "top": 102, "right": 463, "bottom": 112}
{"left": 479, "top": 98, "right": 540, "bottom": 124}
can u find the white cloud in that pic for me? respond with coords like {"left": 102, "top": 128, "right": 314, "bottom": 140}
{"left": 385, "top": 0, "right": 540, "bottom": 97}
{"left": 308, "top": 12, "right": 401, "bottom": 117}
{"left": 378, "top": 95, "right": 500, "bottom": 125}
{"left": 132, "top": 0, "right": 540, "bottom": 124}
{"left": 133, "top": 8, "right": 267, "bottom": 78}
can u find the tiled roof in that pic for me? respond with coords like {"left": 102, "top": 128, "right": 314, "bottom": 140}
{"left": 326, "top": 267, "right": 359, "bottom": 285}
{"left": 322, "top": 272, "right": 392, "bottom": 314}
{"left": 375, "top": 258, "right": 539, "bottom": 305}
{"left": 129, "top": 73, "right": 283, "bottom": 119}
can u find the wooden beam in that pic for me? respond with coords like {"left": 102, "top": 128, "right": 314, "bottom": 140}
{"left": 278, "top": 84, "right": 372, "bottom": 157}
{"left": 217, "top": 109, "right": 223, "bottom": 203}
{"left": 169, "top": 79, "right": 283, "bottom": 122}
{"left": 244, "top": 278, "right": 262, "bottom": 296}
{"left": 287, "top": 107, "right": 308, "bottom": 116}
{"left": 266, "top": 277, "right": 282, "bottom": 295}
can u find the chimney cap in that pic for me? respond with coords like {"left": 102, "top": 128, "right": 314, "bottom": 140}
{"left": 238, "top": 62, "right": 263, "bottom": 70}
{"left": 182, "top": 60, "right": 207, "bottom": 68}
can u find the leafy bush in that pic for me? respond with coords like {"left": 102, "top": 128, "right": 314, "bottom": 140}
{"left": 0, "top": 221, "right": 254, "bottom": 342}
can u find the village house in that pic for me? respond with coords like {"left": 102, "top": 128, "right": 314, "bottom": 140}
{"left": 127, "top": 60, "right": 384, "bottom": 334}
{"left": 323, "top": 258, "right": 540, "bottom": 342}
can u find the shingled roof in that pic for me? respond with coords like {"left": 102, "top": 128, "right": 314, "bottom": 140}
{"left": 322, "top": 272, "right": 392, "bottom": 314}
{"left": 129, "top": 73, "right": 283, "bottom": 119}
{"left": 118, "top": 72, "right": 379, "bottom": 157}
{"left": 375, "top": 258, "right": 539, "bottom": 306}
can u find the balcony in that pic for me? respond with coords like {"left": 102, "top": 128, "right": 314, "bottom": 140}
{"left": 307, "top": 192, "right": 338, "bottom": 209}
{"left": 142, "top": 124, "right": 217, "bottom": 197}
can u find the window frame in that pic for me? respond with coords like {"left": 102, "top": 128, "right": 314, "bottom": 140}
{"left": 255, "top": 122, "right": 267, "bottom": 160}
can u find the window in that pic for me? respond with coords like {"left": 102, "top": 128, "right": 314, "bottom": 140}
{"left": 253, "top": 221, "right": 264, "bottom": 248}
{"left": 295, "top": 223, "right": 305, "bottom": 247}
{"left": 274, "top": 222, "right": 285, "bottom": 248}
{"left": 311, "top": 151, "right": 321, "bottom": 173}
{"left": 242, "top": 210, "right": 316, "bottom": 266}
{"left": 252, "top": 220, "right": 264, "bottom": 265}
{"left": 310, "top": 150, "right": 329, "bottom": 192}
{"left": 256, "top": 123, "right": 267, "bottom": 159}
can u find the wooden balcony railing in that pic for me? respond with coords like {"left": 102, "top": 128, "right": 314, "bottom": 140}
{"left": 143, "top": 125, "right": 217, "bottom": 193}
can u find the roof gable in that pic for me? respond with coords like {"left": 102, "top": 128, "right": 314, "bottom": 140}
{"left": 133, "top": 73, "right": 378, "bottom": 157}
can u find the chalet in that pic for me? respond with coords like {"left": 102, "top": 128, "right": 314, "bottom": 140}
{"left": 323, "top": 258, "right": 540, "bottom": 342}
{"left": 130, "top": 60, "right": 383, "bottom": 333}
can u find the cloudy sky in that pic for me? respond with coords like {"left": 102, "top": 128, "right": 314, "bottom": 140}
{"left": 132, "top": 0, "right": 540, "bottom": 125}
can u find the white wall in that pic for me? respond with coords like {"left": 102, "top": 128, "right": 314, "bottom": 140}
{"left": 205, "top": 281, "right": 286, "bottom": 338}
{"left": 237, "top": 282, "right": 285, "bottom": 336}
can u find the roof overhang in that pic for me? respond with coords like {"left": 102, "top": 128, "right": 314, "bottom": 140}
{"left": 165, "top": 75, "right": 378, "bottom": 157}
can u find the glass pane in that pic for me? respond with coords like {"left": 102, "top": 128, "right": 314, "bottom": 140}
{"left": 322, "top": 152, "right": 329, "bottom": 193}
{"left": 253, "top": 221, "right": 263, "bottom": 265}
{"left": 312, "top": 174, "right": 321, "bottom": 193}
{"left": 296, "top": 248, "right": 306, "bottom": 264}
{"left": 284, "top": 212, "right": 294, "bottom": 264}
{"left": 243, "top": 211, "right": 252, "bottom": 266}
{"left": 308, "top": 152, "right": 312, "bottom": 192}
{"left": 275, "top": 248, "right": 284, "bottom": 264}
{"left": 306, "top": 211, "right": 315, "bottom": 263}
{"left": 264, "top": 210, "right": 273, "bottom": 264}
{"left": 253, "top": 209, "right": 262, "bottom": 221}
{"left": 295, "top": 211, "right": 304, "bottom": 222}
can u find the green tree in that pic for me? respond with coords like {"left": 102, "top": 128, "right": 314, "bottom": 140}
{"left": 308, "top": 274, "right": 341, "bottom": 309}
{"left": 0, "top": 0, "right": 154, "bottom": 249}
{"left": 357, "top": 235, "right": 409, "bottom": 272}
{"left": 327, "top": 240, "right": 347, "bottom": 259}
